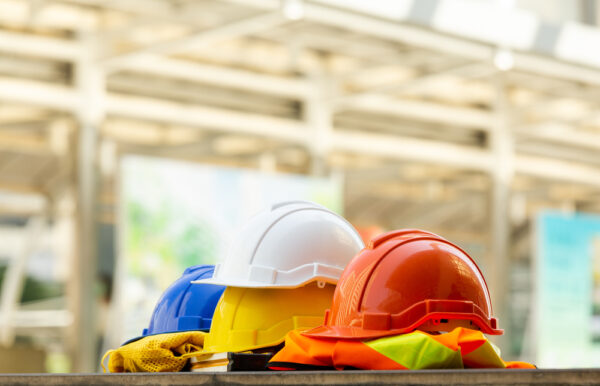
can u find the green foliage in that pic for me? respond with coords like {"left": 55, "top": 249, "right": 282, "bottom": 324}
{"left": 0, "top": 265, "right": 64, "bottom": 303}
{"left": 125, "top": 197, "right": 217, "bottom": 278}
{"left": 174, "top": 221, "right": 216, "bottom": 268}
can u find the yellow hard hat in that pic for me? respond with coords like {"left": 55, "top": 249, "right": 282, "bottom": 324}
{"left": 203, "top": 282, "right": 335, "bottom": 353}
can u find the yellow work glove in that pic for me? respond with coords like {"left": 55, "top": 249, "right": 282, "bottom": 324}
{"left": 102, "top": 331, "right": 207, "bottom": 373}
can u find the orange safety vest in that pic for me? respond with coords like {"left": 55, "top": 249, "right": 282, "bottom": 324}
{"left": 269, "top": 327, "right": 534, "bottom": 370}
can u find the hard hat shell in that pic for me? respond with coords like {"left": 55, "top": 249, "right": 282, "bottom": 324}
{"left": 123, "top": 265, "right": 225, "bottom": 345}
{"left": 202, "top": 282, "right": 335, "bottom": 353}
{"left": 304, "top": 229, "right": 502, "bottom": 340}
{"left": 193, "top": 200, "right": 364, "bottom": 288}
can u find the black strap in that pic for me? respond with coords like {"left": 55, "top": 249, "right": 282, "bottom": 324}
{"left": 227, "top": 352, "right": 275, "bottom": 371}
{"left": 266, "top": 361, "right": 336, "bottom": 371}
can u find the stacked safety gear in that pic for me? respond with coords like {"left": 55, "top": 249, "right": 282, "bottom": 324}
{"left": 269, "top": 229, "right": 535, "bottom": 370}
{"left": 103, "top": 265, "right": 225, "bottom": 372}
{"left": 189, "top": 201, "right": 364, "bottom": 370}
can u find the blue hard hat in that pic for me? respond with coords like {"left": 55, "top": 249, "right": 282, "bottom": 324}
{"left": 123, "top": 265, "right": 225, "bottom": 345}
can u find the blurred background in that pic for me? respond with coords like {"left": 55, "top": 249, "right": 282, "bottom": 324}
{"left": 1, "top": 0, "right": 600, "bottom": 373}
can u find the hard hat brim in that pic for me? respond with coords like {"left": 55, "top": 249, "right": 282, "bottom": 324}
{"left": 120, "top": 328, "right": 211, "bottom": 346}
{"left": 301, "top": 325, "right": 396, "bottom": 340}
{"left": 303, "top": 313, "right": 504, "bottom": 340}
{"left": 191, "top": 277, "right": 336, "bottom": 289}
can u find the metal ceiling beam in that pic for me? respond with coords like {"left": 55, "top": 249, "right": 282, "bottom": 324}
{"left": 0, "top": 30, "right": 80, "bottom": 61}
{"left": 64, "top": 0, "right": 227, "bottom": 27}
{"left": 300, "top": 2, "right": 493, "bottom": 60}
{"left": 0, "top": 192, "right": 46, "bottom": 216}
{"left": 0, "top": 78, "right": 306, "bottom": 142}
{"left": 307, "top": 0, "right": 600, "bottom": 82}
{"left": 515, "top": 123, "right": 600, "bottom": 152}
{"left": 516, "top": 154, "right": 600, "bottom": 188}
{"left": 337, "top": 61, "right": 493, "bottom": 101}
{"left": 331, "top": 130, "right": 492, "bottom": 171}
{"left": 259, "top": 29, "right": 418, "bottom": 67}
{"left": 102, "top": 12, "right": 288, "bottom": 71}
{"left": 2, "top": 77, "right": 600, "bottom": 188}
{"left": 108, "top": 75, "right": 297, "bottom": 117}
{"left": 230, "top": 0, "right": 600, "bottom": 86}
{"left": 0, "top": 181, "right": 46, "bottom": 195}
{"left": 0, "top": 0, "right": 101, "bottom": 31}
{"left": 0, "top": 56, "right": 67, "bottom": 81}
{"left": 5, "top": 1, "right": 600, "bottom": 87}
{"left": 0, "top": 134, "right": 55, "bottom": 156}
{"left": 110, "top": 55, "right": 311, "bottom": 98}
{"left": 517, "top": 142, "right": 600, "bottom": 167}
{"left": 336, "top": 94, "right": 493, "bottom": 130}
{"left": 403, "top": 197, "right": 478, "bottom": 228}
{"left": 104, "top": 93, "right": 308, "bottom": 143}
{"left": 334, "top": 115, "right": 480, "bottom": 146}
{"left": 105, "top": 93, "right": 492, "bottom": 172}
{"left": 0, "top": 77, "right": 79, "bottom": 111}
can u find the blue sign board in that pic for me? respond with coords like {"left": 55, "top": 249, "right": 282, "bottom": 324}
{"left": 536, "top": 211, "right": 600, "bottom": 367}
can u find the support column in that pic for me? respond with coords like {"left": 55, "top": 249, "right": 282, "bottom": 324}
{"left": 305, "top": 76, "right": 333, "bottom": 176}
{"left": 70, "top": 33, "right": 105, "bottom": 372}
{"left": 489, "top": 73, "right": 513, "bottom": 354}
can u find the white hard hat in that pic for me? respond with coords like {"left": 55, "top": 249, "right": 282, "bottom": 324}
{"left": 193, "top": 200, "right": 364, "bottom": 288}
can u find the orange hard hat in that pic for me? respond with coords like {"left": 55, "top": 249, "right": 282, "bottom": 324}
{"left": 303, "top": 229, "right": 502, "bottom": 339}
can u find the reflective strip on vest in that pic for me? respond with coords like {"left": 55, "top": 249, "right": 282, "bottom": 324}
{"left": 268, "top": 327, "right": 535, "bottom": 370}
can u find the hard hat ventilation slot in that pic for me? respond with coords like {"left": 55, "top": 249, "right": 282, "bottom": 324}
{"left": 317, "top": 280, "right": 326, "bottom": 288}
